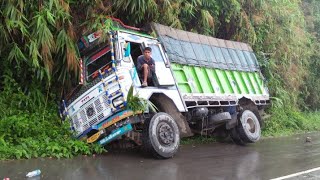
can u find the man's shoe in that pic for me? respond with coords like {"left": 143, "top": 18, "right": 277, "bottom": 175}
{"left": 142, "top": 82, "right": 148, "bottom": 87}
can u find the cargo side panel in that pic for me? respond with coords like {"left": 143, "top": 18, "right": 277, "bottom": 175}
{"left": 171, "top": 64, "right": 192, "bottom": 93}
{"left": 248, "top": 72, "right": 262, "bottom": 94}
{"left": 225, "top": 70, "right": 240, "bottom": 94}
{"left": 233, "top": 71, "right": 249, "bottom": 94}
{"left": 171, "top": 63, "right": 267, "bottom": 99}
{"left": 242, "top": 72, "right": 256, "bottom": 94}
{"left": 215, "top": 69, "right": 233, "bottom": 94}
{"left": 254, "top": 73, "right": 267, "bottom": 95}
{"left": 193, "top": 67, "right": 214, "bottom": 93}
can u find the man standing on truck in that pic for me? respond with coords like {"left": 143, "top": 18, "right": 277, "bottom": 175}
{"left": 137, "top": 47, "right": 155, "bottom": 87}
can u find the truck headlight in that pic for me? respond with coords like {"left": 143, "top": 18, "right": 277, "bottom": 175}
{"left": 112, "top": 96, "right": 124, "bottom": 107}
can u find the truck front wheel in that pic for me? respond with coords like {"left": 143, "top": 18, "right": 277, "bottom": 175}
{"left": 142, "top": 112, "right": 180, "bottom": 159}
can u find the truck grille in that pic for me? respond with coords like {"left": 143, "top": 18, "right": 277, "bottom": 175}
{"left": 72, "top": 94, "right": 111, "bottom": 135}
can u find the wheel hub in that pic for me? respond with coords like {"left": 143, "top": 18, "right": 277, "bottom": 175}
{"left": 245, "top": 117, "right": 256, "bottom": 133}
{"left": 158, "top": 122, "right": 174, "bottom": 145}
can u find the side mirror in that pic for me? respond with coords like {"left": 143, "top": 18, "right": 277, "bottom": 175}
{"left": 124, "top": 42, "right": 131, "bottom": 57}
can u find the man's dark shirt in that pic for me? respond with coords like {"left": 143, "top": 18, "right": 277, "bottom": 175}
{"left": 137, "top": 55, "right": 155, "bottom": 72}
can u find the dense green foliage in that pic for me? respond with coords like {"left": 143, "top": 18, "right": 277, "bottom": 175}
{"left": 0, "top": 77, "right": 104, "bottom": 160}
{"left": 1, "top": 0, "right": 320, "bottom": 159}
{"left": 263, "top": 108, "right": 320, "bottom": 136}
{"left": 303, "top": 0, "right": 320, "bottom": 110}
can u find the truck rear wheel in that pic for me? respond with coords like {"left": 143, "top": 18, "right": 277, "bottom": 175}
{"left": 230, "top": 128, "right": 246, "bottom": 145}
{"left": 238, "top": 110, "right": 261, "bottom": 143}
{"left": 230, "top": 109, "right": 261, "bottom": 144}
{"left": 142, "top": 112, "right": 180, "bottom": 159}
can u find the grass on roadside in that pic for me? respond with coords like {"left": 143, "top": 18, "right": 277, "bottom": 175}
{"left": 0, "top": 110, "right": 105, "bottom": 160}
{"left": 262, "top": 107, "right": 320, "bottom": 137}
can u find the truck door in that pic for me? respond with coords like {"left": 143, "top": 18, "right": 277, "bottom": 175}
{"left": 147, "top": 43, "right": 175, "bottom": 86}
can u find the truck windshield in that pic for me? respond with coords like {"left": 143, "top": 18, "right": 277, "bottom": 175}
{"left": 86, "top": 46, "right": 112, "bottom": 81}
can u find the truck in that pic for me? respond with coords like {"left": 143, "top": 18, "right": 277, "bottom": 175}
{"left": 59, "top": 18, "right": 270, "bottom": 159}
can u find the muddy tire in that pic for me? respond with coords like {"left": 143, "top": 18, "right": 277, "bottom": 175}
{"left": 237, "top": 110, "right": 261, "bottom": 143}
{"left": 230, "top": 127, "right": 246, "bottom": 145}
{"left": 142, "top": 112, "right": 180, "bottom": 159}
{"left": 230, "top": 108, "right": 261, "bottom": 145}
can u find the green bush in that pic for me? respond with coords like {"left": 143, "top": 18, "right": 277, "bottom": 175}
{"left": 0, "top": 77, "right": 104, "bottom": 160}
{"left": 263, "top": 106, "right": 320, "bottom": 137}
{"left": 0, "top": 111, "right": 104, "bottom": 160}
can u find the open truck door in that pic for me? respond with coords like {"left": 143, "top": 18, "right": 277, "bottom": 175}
{"left": 147, "top": 43, "right": 175, "bottom": 86}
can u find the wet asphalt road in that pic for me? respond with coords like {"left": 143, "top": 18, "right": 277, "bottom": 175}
{"left": 1, "top": 132, "right": 320, "bottom": 180}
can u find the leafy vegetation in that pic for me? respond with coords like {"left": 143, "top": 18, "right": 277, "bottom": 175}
{"left": 1, "top": 0, "right": 320, "bottom": 160}
{"left": 126, "top": 85, "right": 157, "bottom": 113}
{"left": 263, "top": 107, "right": 320, "bottom": 136}
{"left": 0, "top": 77, "right": 104, "bottom": 160}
